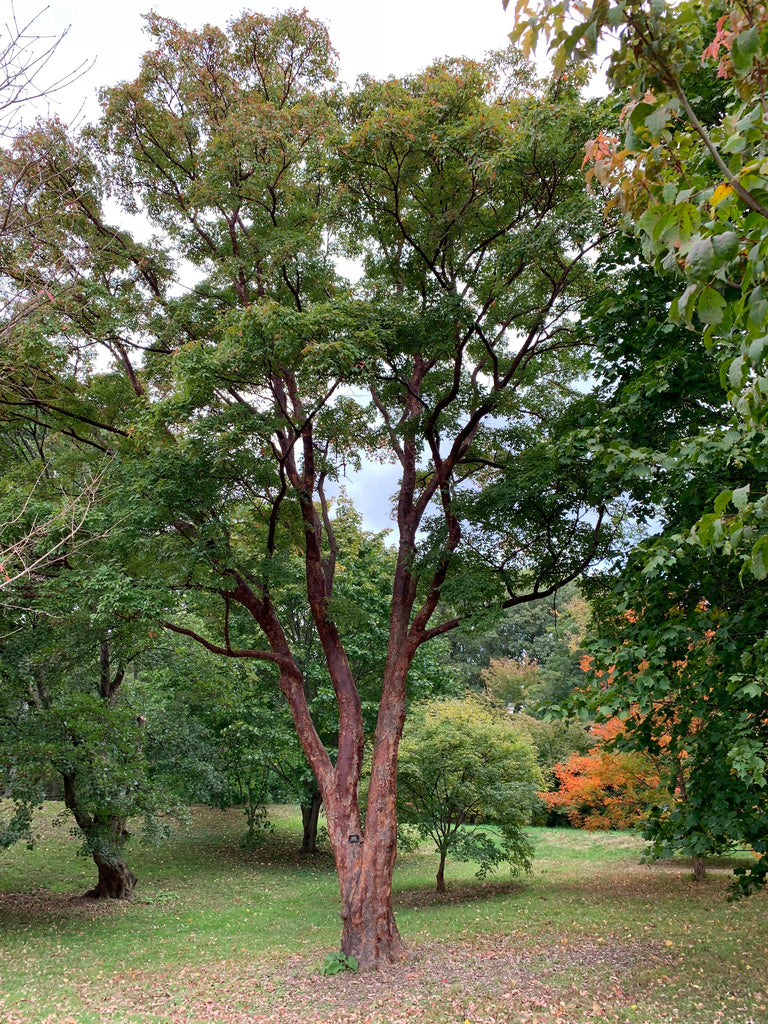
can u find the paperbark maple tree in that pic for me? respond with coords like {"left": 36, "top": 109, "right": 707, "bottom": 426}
{"left": 0, "top": 12, "right": 619, "bottom": 965}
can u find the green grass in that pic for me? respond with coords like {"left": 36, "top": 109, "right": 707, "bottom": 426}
{"left": 1, "top": 803, "right": 767, "bottom": 1024}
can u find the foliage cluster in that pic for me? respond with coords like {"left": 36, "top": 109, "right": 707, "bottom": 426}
{"left": 396, "top": 695, "right": 543, "bottom": 891}
{"left": 505, "top": 0, "right": 768, "bottom": 893}
{"left": 542, "top": 718, "right": 665, "bottom": 830}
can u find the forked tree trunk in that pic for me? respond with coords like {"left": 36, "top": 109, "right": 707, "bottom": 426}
{"left": 225, "top": 505, "right": 418, "bottom": 969}
{"left": 332, "top": 815, "right": 407, "bottom": 968}
{"left": 327, "top": 696, "right": 409, "bottom": 969}
{"left": 301, "top": 790, "right": 323, "bottom": 854}
{"left": 85, "top": 854, "right": 137, "bottom": 899}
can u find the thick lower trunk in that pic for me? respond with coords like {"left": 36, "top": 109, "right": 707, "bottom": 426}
{"left": 338, "top": 850, "right": 407, "bottom": 968}
{"left": 326, "top": 703, "right": 409, "bottom": 969}
{"left": 61, "top": 773, "right": 137, "bottom": 900}
{"left": 692, "top": 855, "right": 707, "bottom": 881}
{"left": 301, "top": 790, "right": 323, "bottom": 854}
{"left": 84, "top": 853, "right": 137, "bottom": 900}
{"left": 324, "top": 802, "right": 407, "bottom": 968}
{"left": 271, "top": 602, "right": 412, "bottom": 969}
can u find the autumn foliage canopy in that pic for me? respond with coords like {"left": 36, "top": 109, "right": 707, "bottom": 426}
{"left": 543, "top": 718, "right": 664, "bottom": 830}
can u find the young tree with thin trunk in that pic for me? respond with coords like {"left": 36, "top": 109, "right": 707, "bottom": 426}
{"left": 0, "top": 12, "right": 620, "bottom": 965}
{"left": 396, "top": 696, "right": 542, "bottom": 892}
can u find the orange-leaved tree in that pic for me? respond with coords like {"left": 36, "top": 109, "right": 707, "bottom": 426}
{"left": 543, "top": 718, "right": 665, "bottom": 830}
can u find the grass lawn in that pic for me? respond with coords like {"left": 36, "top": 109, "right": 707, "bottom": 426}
{"left": 0, "top": 803, "right": 766, "bottom": 1024}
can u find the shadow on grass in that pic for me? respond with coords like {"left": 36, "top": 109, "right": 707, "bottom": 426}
{"left": 395, "top": 878, "right": 524, "bottom": 908}
{"left": 0, "top": 888, "right": 131, "bottom": 927}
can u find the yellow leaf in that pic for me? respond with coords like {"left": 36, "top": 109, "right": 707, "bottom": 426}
{"left": 711, "top": 183, "right": 734, "bottom": 207}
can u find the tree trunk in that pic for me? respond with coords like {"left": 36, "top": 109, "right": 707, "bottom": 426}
{"left": 61, "top": 774, "right": 137, "bottom": 900}
{"left": 301, "top": 790, "right": 323, "bottom": 854}
{"left": 436, "top": 849, "right": 447, "bottom": 893}
{"left": 330, "top": 684, "right": 409, "bottom": 970}
{"left": 320, "top": 787, "right": 407, "bottom": 969}
{"left": 336, "top": 838, "right": 407, "bottom": 968}
{"left": 692, "top": 855, "right": 707, "bottom": 881}
{"left": 84, "top": 853, "right": 137, "bottom": 899}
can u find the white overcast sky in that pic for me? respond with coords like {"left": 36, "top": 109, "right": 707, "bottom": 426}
{"left": 18, "top": 0, "right": 519, "bottom": 127}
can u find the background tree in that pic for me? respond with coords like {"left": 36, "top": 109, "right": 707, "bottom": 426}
{"left": 0, "top": 5, "right": 93, "bottom": 139}
{"left": 446, "top": 582, "right": 587, "bottom": 706}
{"left": 481, "top": 654, "right": 542, "bottom": 712}
{"left": 542, "top": 718, "right": 666, "bottom": 831}
{"left": 0, "top": 565, "right": 164, "bottom": 899}
{"left": 512, "top": 712, "right": 593, "bottom": 798}
{"left": 585, "top": 542, "right": 768, "bottom": 890}
{"left": 396, "top": 695, "right": 543, "bottom": 892}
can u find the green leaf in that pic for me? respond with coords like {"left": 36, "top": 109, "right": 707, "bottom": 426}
{"left": 629, "top": 101, "right": 656, "bottom": 130}
{"left": 722, "top": 132, "right": 747, "bottom": 154}
{"left": 713, "top": 489, "right": 733, "bottom": 516}
{"left": 712, "top": 230, "right": 739, "bottom": 263}
{"left": 750, "top": 538, "right": 768, "bottom": 579}
{"left": 644, "top": 105, "right": 670, "bottom": 137}
{"left": 748, "top": 299, "right": 768, "bottom": 329}
{"left": 748, "top": 336, "right": 768, "bottom": 363}
{"left": 728, "top": 355, "right": 746, "bottom": 389}
{"left": 671, "top": 282, "right": 698, "bottom": 322}
{"left": 732, "top": 27, "right": 759, "bottom": 75}
{"left": 732, "top": 485, "right": 750, "bottom": 511}
{"left": 624, "top": 123, "right": 648, "bottom": 151}
{"left": 686, "top": 238, "right": 714, "bottom": 283}
{"left": 697, "top": 286, "right": 726, "bottom": 325}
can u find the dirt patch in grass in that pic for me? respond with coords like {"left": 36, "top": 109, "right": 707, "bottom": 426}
{"left": 395, "top": 879, "right": 524, "bottom": 907}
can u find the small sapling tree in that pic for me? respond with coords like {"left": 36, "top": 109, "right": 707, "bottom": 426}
{"left": 396, "top": 696, "right": 543, "bottom": 892}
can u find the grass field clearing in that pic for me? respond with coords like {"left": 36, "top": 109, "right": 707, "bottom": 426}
{"left": 0, "top": 803, "right": 766, "bottom": 1024}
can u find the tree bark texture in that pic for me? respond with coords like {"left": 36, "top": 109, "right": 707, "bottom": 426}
{"left": 84, "top": 854, "right": 137, "bottom": 899}
{"left": 330, "top": 659, "right": 411, "bottom": 968}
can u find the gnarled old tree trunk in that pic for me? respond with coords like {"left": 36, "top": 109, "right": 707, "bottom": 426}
{"left": 85, "top": 853, "right": 137, "bottom": 899}
{"left": 62, "top": 773, "right": 136, "bottom": 899}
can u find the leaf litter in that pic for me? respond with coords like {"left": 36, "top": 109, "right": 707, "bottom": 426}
{"left": 8, "top": 931, "right": 681, "bottom": 1024}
